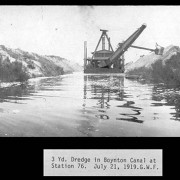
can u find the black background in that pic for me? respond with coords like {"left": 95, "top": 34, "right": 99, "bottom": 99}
{"left": 0, "top": 137, "right": 178, "bottom": 179}
{"left": 0, "top": 1, "right": 179, "bottom": 179}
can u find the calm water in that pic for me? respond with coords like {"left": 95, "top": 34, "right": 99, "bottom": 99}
{"left": 1, "top": 72, "right": 180, "bottom": 137}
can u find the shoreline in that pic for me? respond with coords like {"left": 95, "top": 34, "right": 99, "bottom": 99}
{"left": 0, "top": 71, "right": 82, "bottom": 88}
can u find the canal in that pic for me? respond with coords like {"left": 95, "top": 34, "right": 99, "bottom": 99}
{"left": 1, "top": 72, "right": 180, "bottom": 136}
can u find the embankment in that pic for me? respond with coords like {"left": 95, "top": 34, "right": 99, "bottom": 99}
{"left": 125, "top": 45, "right": 180, "bottom": 85}
{"left": 0, "top": 45, "right": 83, "bottom": 82}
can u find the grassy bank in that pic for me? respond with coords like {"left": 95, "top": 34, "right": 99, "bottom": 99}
{"left": 0, "top": 57, "right": 30, "bottom": 82}
{"left": 126, "top": 51, "right": 180, "bottom": 85}
{"left": 0, "top": 56, "right": 65, "bottom": 83}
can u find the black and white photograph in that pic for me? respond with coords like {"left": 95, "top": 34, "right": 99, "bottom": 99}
{"left": 0, "top": 5, "right": 180, "bottom": 137}
{"left": 0, "top": 5, "right": 180, "bottom": 178}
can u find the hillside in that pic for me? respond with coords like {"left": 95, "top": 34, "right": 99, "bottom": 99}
{"left": 0, "top": 45, "right": 83, "bottom": 81}
{"left": 125, "top": 45, "right": 180, "bottom": 84}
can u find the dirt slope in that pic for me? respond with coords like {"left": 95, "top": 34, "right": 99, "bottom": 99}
{"left": 125, "top": 45, "right": 180, "bottom": 84}
{"left": 0, "top": 45, "right": 83, "bottom": 78}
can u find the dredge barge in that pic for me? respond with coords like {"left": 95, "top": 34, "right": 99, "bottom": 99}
{"left": 83, "top": 24, "right": 164, "bottom": 74}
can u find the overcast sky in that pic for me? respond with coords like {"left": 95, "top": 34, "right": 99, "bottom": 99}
{"left": 0, "top": 6, "right": 180, "bottom": 65}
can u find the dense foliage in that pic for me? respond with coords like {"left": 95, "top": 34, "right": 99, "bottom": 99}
{"left": 151, "top": 54, "right": 180, "bottom": 84}
{"left": 126, "top": 52, "right": 180, "bottom": 85}
{"left": 0, "top": 56, "right": 30, "bottom": 82}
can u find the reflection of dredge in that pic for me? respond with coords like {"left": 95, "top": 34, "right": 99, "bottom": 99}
{"left": 83, "top": 75, "right": 125, "bottom": 109}
{"left": 84, "top": 24, "right": 164, "bottom": 73}
{"left": 83, "top": 75, "right": 144, "bottom": 123}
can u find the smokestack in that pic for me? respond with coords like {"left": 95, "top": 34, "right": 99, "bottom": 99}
{"left": 102, "top": 35, "right": 105, "bottom": 50}
{"left": 84, "top": 41, "right": 87, "bottom": 69}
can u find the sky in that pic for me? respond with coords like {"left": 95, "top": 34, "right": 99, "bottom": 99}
{"left": 0, "top": 6, "right": 180, "bottom": 65}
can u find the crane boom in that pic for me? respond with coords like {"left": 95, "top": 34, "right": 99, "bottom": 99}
{"left": 103, "top": 24, "right": 147, "bottom": 67}
{"left": 119, "top": 44, "right": 155, "bottom": 52}
{"left": 118, "top": 43, "right": 164, "bottom": 55}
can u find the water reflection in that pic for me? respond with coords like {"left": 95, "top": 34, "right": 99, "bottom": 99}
{"left": 0, "top": 83, "right": 34, "bottom": 104}
{"left": 0, "top": 77, "right": 63, "bottom": 104}
{"left": 1, "top": 73, "right": 180, "bottom": 136}
{"left": 116, "top": 101, "right": 143, "bottom": 123}
{"left": 83, "top": 75, "right": 143, "bottom": 124}
{"left": 84, "top": 75, "right": 124, "bottom": 106}
{"left": 152, "top": 84, "right": 180, "bottom": 121}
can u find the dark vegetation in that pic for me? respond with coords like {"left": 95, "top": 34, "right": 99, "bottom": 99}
{"left": 27, "top": 60, "right": 35, "bottom": 69}
{"left": 151, "top": 53, "right": 180, "bottom": 84}
{"left": 126, "top": 52, "right": 180, "bottom": 85}
{"left": 0, "top": 53, "right": 64, "bottom": 82}
{"left": 0, "top": 56, "right": 30, "bottom": 82}
{"left": 127, "top": 67, "right": 152, "bottom": 82}
{"left": 0, "top": 45, "right": 81, "bottom": 83}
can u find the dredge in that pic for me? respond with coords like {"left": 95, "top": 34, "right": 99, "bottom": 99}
{"left": 84, "top": 24, "right": 164, "bottom": 74}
